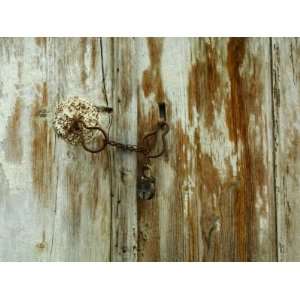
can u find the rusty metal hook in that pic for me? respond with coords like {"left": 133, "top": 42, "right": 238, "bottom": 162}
{"left": 77, "top": 120, "right": 109, "bottom": 153}
{"left": 143, "top": 121, "right": 169, "bottom": 159}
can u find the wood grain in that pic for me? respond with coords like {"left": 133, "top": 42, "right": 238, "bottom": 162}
{"left": 0, "top": 38, "right": 111, "bottom": 261}
{"left": 136, "top": 37, "right": 276, "bottom": 261}
{"left": 108, "top": 38, "right": 138, "bottom": 261}
{"left": 272, "top": 38, "right": 300, "bottom": 261}
{"left": 50, "top": 38, "right": 111, "bottom": 261}
{"left": 0, "top": 37, "right": 298, "bottom": 261}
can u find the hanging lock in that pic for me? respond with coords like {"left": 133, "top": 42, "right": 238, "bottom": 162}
{"left": 53, "top": 97, "right": 170, "bottom": 201}
{"left": 137, "top": 165, "right": 156, "bottom": 201}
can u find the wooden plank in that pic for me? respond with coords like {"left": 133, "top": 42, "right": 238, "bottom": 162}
{"left": 272, "top": 38, "right": 300, "bottom": 261}
{"left": 108, "top": 38, "right": 138, "bottom": 261}
{"left": 188, "top": 37, "right": 276, "bottom": 261}
{"left": 0, "top": 38, "right": 58, "bottom": 261}
{"left": 49, "top": 38, "right": 111, "bottom": 261}
{"left": 0, "top": 38, "right": 112, "bottom": 261}
{"left": 136, "top": 37, "right": 276, "bottom": 261}
{"left": 136, "top": 38, "right": 187, "bottom": 261}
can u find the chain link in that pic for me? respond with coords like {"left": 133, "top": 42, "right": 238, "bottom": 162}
{"left": 107, "top": 140, "right": 147, "bottom": 154}
{"left": 77, "top": 120, "right": 169, "bottom": 160}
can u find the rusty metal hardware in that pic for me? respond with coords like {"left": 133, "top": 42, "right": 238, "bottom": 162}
{"left": 137, "top": 165, "right": 156, "bottom": 201}
{"left": 77, "top": 120, "right": 169, "bottom": 158}
{"left": 75, "top": 119, "right": 169, "bottom": 200}
{"left": 53, "top": 97, "right": 170, "bottom": 201}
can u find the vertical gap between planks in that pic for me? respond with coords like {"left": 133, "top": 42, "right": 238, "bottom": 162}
{"left": 269, "top": 37, "right": 279, "bottom": 262}
{"left": 99, "top": 37, "right": 113, "bottom": 262}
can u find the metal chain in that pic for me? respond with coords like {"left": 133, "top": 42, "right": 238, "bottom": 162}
{"left": 75, "top": 119, "right": 169, "bottom": 200}
{"left": 76, "top": 120, "right": 169, "bottom": 159}
{"left": 107, "top": 140, "right": 147, "bottom": 154}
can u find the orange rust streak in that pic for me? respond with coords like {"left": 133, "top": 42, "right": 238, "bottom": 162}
{"left": 142, "top": 38, "right": 165, "bottom": 103}
{"left": 175, "top": 122, "right": 201, "bottom": 261}
{"left": 137, "top": 88, "right": 160, "bottom": 261}
{"left": 193, "top": 127, "right": 224, "bottom": 261}
{"left": 65, "top": 165, "right": 82, "bottom": 237}
{"left": 5, "top": 98, "right": 23, "bottom": 163}
{"left": 35, "top": 37, "right": 47, "bottom": 48}
{"left": 91, "top": 38, "right": 97, "bottom": 71}
{"left": 226, "top": 37, "right": 257, "bottom": 261}
{"left": 120, "top": 44, "right": 133, "bottom": 109}
{"left": 187, "top": 41, "right": 221, "bottom": 127}
{"left": 186, "top": 38, "right": 269, "bottom": 261}
{"left": 80, "top": 37, "right": 88, "bottom": 86}
{"left": 31, "top": 82, "right": 54, "bottom": 206}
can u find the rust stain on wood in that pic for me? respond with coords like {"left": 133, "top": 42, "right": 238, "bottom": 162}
{"left": 5, "top": 97, "right": 23, "bottom": 163}
{"left": 184, "top": 38, "right": 269, "bottom": 261}
{"left": 187, "top": 62, "right": 201, "bottom": 123}
{"left": 31, "top": 82, "right": 54, "bottom": 206}
{"left": 287, "top": 130, "right": 300, "bottom": 184}
{"left": 64, "top": 151, "right": 108, "bottom": 235}
{"left": 35, "top": 37, "right": 47, "bottom": 48}
{"left": 226, "top": 38, "right": 247, "bottom": 145}
{"left": 175, "top": 122, "right": 200, "bottom": 261}
{"left": 90, "top": 153, "right": 108, "bottom": 219}
{"left": 35, "top": 230, "right": 47, "bottom": 250}
{"left": 65, "top": 164, "right": 82, "bottom": 237}
{"left": 137, "top": 91, "right": 161, "bottom": 261}
{"left": 226, "top": 37, "right": 268, "bottom": 261}
{"left": 91, "top": 156, "right": 100, "bottom": 219}
{"left": 120, "top": 42, "right": 133, "bottom": 109}
{"left": 91, "top": 37, "right": 97, "bottom": 71}
{"left": 226, "top": 37, "right": 253, "bottom": 261}
{"left": 188, "top": 42, "right": 221, "bottom": 127}
{"left": 193, "top": 127, "right": 241, "bottom": 261}
{"left": 80, "top": 37, "right": 88, "bottom": 86}
{"left": 142, "top": 38, "right": 165, "bottom": 103}
{"left": 193, "top": 127, "right": 223, "bottom": 261}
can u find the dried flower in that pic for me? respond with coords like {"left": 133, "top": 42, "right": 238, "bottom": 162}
{"left": 53, "top": 96, "right": 102, "bottom": 145}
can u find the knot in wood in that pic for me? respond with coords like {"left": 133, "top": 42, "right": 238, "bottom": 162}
{"left": 53, "top": 96, "right": 102, "bottom": 145}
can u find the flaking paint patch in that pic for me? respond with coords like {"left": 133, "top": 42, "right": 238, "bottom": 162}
{"left": 91, "top": 38, "right": 97, "bottom": 72}
{"left": 286, "top": 129, "right": 300, "bottom": 181}
{"left": 35, "top": 37, "right": 47, "bottom": 48}
{"left": 226, "top": 38, "right": 247, "bottom": 145}
{"left": 5, "top": 98, "right": 23, "bottom": 163}
{"left": 31, "top": 82, "right": 54, "bottom": 206}
{"left": 187, "top": 42, "right": 221, "bottom": 127}
{"left": 120, "top": 42, "right": 133, "bottom": 110}
{"left": 137, "top": 87, "right": 161, "bottom": 261}
{"left": 175, "top": 122, "right": 201, "bottom": 261}
{"left": 194, "top": 125, "right": 243, "bottom": 261}
{"left": 226, "top": 37, "right": 269, "bottom": 261}
{"left": 227, "top": 38, "right": 254, "bottom": 260}
{"left": 65, "top": 163, "right": 82, "bottom": 237}
{"left": 65, "top": 146, "right": 109, "bottom": 236}
{"left": 142, "top": 38, "right": 165, "bottom": 103}
{"left": 0, "top": 163, "right": 10, "bottom": 196}
{"left": 80, "top": 37, "right": 88, "bottom": 86}
{"left": 194, "top": 128, "right": 222, "bottom": 261}
{"left": 90, "top": 153, "right": 104, "bottom": 219}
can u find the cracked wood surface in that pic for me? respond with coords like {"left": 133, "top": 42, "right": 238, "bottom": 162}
{"left": 0, "top": 37, "right": 298, "bottom": 261}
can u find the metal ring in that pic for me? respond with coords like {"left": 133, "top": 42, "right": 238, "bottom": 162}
{"left": 77, "top": 121, "right": 109, "bottom": 153}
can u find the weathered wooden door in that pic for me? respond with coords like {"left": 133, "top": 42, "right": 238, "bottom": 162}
{"left": 0, "top": 37, "right": 299, "bottom": 261}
